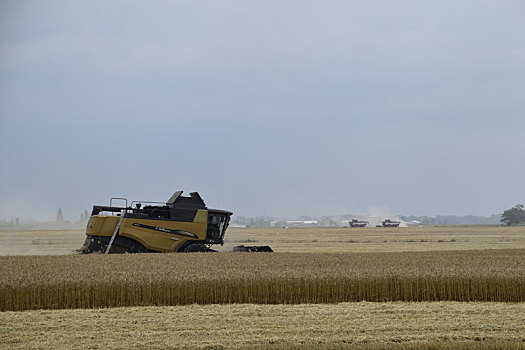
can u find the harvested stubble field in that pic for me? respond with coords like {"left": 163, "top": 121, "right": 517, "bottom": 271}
{"left": 2, "top": 225, "right": 525, "bottom": 255}
{"left": 223, "top": 226, "right": 525, "bottom": 252}
{"left": 1, "top": 302, "right": 524, "bottom": 349}
{"left": 0, "top": 229, "right": 85, "bottom": 255}
{"left": 1, "top": 249, "right": 524, "bottom": 311}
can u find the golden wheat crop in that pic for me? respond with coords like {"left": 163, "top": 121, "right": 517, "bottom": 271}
{"left": 0, "top": 250, "right": 523, "bottom": 311}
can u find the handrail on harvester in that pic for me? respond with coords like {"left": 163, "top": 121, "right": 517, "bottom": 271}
{"left": 110, "top": 197, "right": 128, "bottom": 209}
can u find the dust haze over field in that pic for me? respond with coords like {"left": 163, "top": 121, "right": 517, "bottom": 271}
{"left": 1, "top": 1, "right": 525, "bottom": 222}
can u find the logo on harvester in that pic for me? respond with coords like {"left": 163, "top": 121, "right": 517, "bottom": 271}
{"left": 154, "top": 226, "right": 172, "bottom": 233}
{"left": 132, "top": 223, "right": 198, "bottom": 239}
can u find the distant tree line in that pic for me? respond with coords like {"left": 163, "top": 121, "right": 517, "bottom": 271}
{"left": 0, "top": 219, "right": 19, "bottom": 228}
{"left": 0, "top": 208, "right": 90, "bottom": 230}
{"left": 399, "top": 215, "right": 501, "bottom": 225}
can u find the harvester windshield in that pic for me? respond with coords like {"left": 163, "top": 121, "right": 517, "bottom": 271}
{"left": 207, "top": 210, "right": 231, "bottom": 243}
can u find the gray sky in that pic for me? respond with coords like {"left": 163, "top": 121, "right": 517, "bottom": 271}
{"left": 1, "top": 0, "right": 524, "bottom": 221}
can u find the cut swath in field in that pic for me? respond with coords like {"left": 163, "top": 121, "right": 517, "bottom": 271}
{"left": 0, "top": 250, "right": 524, "bottom": 311}
{"left": 1, "top": 302, "right": 524, "bottom": 350}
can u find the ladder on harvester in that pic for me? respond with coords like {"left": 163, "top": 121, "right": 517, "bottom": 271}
{"left": 105, "top": 209, "right": 125, "bottom": 254}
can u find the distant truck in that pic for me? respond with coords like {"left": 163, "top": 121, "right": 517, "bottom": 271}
{"left": 381, "top": 219, "right": 401, "bottom": 227}
{"left": 349, "top": 219, "right": 369, "bottom": 227}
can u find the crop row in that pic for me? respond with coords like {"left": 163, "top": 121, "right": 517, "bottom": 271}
{"left": 0, "top": 249, "right": 524, "bottom": 310}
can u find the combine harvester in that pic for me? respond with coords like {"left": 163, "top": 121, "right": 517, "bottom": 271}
{"left": 349, "top": 219, "right": 369, "bottom": 227}
{"left": 79, "top": 191, "right": 272, "bottom": 253}
{"left": 381, "top": 219, "right": 401, "bottom": 227}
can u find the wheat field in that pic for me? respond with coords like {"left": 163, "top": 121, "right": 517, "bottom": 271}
{"left": 1, "top": 227, "right": 524, "bottom": 349}
{"left": 1, "top": 249, "right": 523, "bottom": 311}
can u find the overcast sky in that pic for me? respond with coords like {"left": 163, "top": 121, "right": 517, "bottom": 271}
{"left": 1, "top": 0, "right": 524, "bottom": 221}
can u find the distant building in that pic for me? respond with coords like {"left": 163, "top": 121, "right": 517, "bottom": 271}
{"left": 286, "top": 220, "right": 319, "bottom": 227}
{"left": 56, "top": 207, "right": 64, "bottom": 223}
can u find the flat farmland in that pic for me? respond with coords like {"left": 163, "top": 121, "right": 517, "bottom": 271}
{"left": 222, "top": 226, "right": 525, "bottom": 252}
{"left": 1, "top": 302, "right": 523, "bottom": 349}
{"left": 1, "top": 225, "right": 525, "bottom": 255}
{"left": 1, "top": 226, "right": 524, "bottom": 349}
{"left": 0, "top": 229, "right": 84, "bottom": 255}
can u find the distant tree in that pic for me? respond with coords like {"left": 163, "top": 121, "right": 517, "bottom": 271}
{"left": 500, "top": 204, "right": 525, "bottom": 226}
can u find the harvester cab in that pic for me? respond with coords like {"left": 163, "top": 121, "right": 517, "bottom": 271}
{"left": 80, "top": 191, "right": 272, "bottom": 254}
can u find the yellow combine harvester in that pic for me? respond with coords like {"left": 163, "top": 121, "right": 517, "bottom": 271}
{"left": 80, "top": 191, "right": 272, "bottom": 253}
